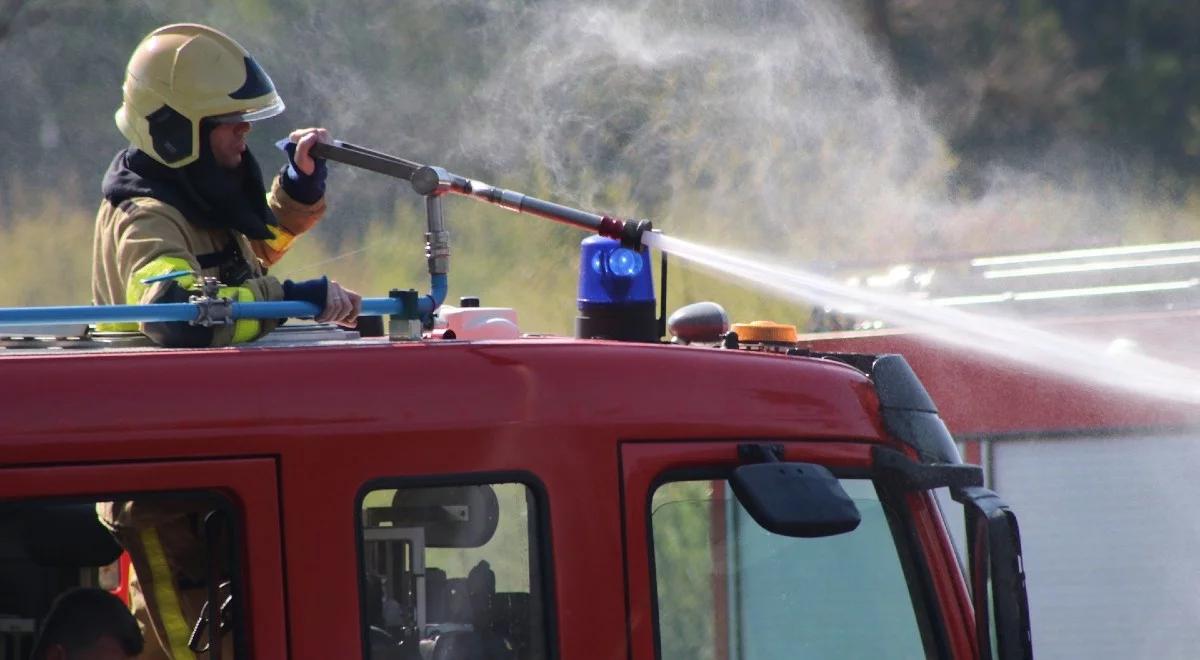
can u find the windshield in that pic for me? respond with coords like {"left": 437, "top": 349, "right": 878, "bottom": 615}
{"left": 651, "top": 479, "right": 924, "bottom": 659}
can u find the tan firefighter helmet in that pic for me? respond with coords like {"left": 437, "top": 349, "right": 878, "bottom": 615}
{"left": 115, "top": 23, "right": 285, "bottom": 167}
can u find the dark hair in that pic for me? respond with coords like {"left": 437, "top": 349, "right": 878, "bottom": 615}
{"left": 31, "top": 588, "right": 144, "bottom": 659}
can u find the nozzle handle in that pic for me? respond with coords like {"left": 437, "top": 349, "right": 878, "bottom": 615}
{"left": 310, "top": 141, "right": 424, "bottom": 181}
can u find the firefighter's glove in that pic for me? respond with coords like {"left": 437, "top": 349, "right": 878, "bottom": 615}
{"left": 275, "top": 128, "right": 329, "bottom": 204}
{"left": 283, "top": 276, "right": 361, "bottom": 327}
{"left": 283, "top": 276, "right": 327, "bottom": 308}
{"left": 321, "top": 280, "right": 362, "bottom": 327}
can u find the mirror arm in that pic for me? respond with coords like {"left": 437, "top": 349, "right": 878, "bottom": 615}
{"left": 872, "top": 446, "right": 983, "bottom": 491}
{"left": 737, "top": 442, "right": 785, "bottom": 464}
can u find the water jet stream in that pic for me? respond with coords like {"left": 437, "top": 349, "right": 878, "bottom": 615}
{"left": 643, "top": 232, "right": 1200, "bottom": 406}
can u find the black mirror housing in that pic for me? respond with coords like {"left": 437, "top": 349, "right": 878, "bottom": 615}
{"left": 730, "top": 462, "right": 861, "bottom": 538}
{"left": 952, "top": 485, "right": 1033, "bottom": 660}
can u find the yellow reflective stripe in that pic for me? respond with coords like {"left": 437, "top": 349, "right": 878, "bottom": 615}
{"left": 96, "top": 321, "right": 140, "bottom": 332}
{"left": 129, "top": 256, "right": 196, "bottom": 304}
{"left": 219, "top": 285, "right": 261, "bottom": 343}
{"left": 263, "top": 224, "right": 296, "bottom": 253}
{"left": 139, "top": 528, "right": 197, "bottom": 660}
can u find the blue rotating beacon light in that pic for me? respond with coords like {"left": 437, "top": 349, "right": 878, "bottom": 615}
{"left": 576, "top": 235, "right": 658, "bottom": 342}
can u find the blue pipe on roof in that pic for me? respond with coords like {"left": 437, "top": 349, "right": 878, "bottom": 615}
{"left": 0, "top": 270, "right": 449, "bottom": 328}
{"left": 0, "top": 297, "right": 409, "bottom": 328}
{"left": 421, "top": 273, "right": 449, "bottom": 318}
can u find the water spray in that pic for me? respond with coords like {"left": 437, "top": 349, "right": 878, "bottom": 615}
{"left": 648, "top": 232, "right": 1200, "bottom": 406}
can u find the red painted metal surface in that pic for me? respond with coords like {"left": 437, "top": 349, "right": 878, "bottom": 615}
{"left": 961, "top": 440, "right": 983, "bottom": 466}
{"left": 114, "top": 551, "right": 132, "bottom": 606}
{"left": 0, "top": 337, "right": 975, "bottom": 658}
{"left": 0, "top": 341, "right": 882, "bottom": 458}
{"left": 798, "top": 310, "right": 1200, "bottom": 437}
{"left": 908, "top": 489, "right": 976, "bottom": 658}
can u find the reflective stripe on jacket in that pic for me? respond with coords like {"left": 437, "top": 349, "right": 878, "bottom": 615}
{"left": 98, "top": 501, "right": 234, "bottom": 660}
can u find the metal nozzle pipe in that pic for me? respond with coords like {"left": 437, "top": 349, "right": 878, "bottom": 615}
{"left": 425, "top": 195, "right": 450, "bottom": 276}
{"left": 314, "top": 141, "right": 653, "bottom": 248}
{"left": 309, "top": 140, "right": 449, "bottom": 317}
{"left": 414, "top": 167, "right": 653, "bottom": 249}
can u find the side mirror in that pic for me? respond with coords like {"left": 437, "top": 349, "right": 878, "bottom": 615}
{"left": 730, "top": 462, "right": 861, "bottom": 538}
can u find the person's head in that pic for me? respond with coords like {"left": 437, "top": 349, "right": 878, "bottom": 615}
{"left": 31, "top": 588, "right": 143, "bottom": 660}
{"left": 115, "top": 23, "right": 284, "bottom": 170}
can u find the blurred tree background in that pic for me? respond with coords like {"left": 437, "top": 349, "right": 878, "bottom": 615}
{"left": 0, "top": 0, "right": 1197, "bottom": 332}
{"left": 865, "top": 0, "right": 1200, "bottom": 192}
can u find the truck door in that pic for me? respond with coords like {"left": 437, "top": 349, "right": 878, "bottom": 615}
{"left": 0, "top": 458, "right": 286, "bottom": 658}
{"left": 621, "top": 440, "right": 966, "bottom": 660}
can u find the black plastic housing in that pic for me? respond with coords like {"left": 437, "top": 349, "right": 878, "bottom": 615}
{"left": 870, "top": 355, "right": 961, "bottom": 464}
{"left": 576, "top": 301, "right": 658, "bottom": 342}
{"left": 730, "top": 462, "right": 862, "bottom": 538}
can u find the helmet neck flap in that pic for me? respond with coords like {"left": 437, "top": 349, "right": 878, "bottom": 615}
{"left": 102, "top": 123, "right": 276, "bottom": 241}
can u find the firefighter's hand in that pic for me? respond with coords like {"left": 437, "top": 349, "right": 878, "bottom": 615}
{"left": 318, "top": 280, "right": 362, "bottom": 327}
{"left": 289, "top": 127, "right": 331, "bottom": 176}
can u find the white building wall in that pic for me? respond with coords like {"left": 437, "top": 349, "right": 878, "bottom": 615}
{"left": 991, "top": 432, "right": 1200, "bottom": 659}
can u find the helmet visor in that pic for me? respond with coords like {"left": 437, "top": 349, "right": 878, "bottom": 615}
{"left": 207, "top": 97, "right": 286, "bottom": 124}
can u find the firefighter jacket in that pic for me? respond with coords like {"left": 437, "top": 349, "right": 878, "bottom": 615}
{"left": 98, "top": 500, "right": 235, "bottom": 660}
{"left": 92, "top": 150, "right": 325, "bottom": 347}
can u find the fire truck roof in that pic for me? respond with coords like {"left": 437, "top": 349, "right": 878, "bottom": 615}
{"left": 0, "top": 329, "right": 896, "bottom": 468}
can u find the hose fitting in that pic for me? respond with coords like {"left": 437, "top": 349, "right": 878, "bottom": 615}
{"left": 597, "top": 217, "right": 653, "bottom": 250}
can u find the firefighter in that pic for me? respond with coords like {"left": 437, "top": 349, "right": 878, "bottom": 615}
{"left": 93, "top": 22, "right": 360, "bottom": 348}
{"left": 95, "top": 22, "right": 357, "bottom": 660}
{"left": 97, "top": 501, "right": 231, "bottom": 660}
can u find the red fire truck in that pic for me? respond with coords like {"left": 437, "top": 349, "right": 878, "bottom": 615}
{"left": 0, "top": 145, "right": 1031, "bottom": 659}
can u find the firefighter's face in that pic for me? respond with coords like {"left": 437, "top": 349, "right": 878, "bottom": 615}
{"left": 209, "top": 121, "right": 252, "bottom": 169}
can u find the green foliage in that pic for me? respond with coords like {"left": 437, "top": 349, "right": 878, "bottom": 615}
{"left": 1053, "top": 1, "right": 1200, "bottom": 170}
{"left": 651, "top": 481, "right": 717, "bottom": 660}
{"left": 875, "top": 0, "right": 1200, "bottom": 178}
{"left": 0, "top": 193, "right": 92, "bottom": 306}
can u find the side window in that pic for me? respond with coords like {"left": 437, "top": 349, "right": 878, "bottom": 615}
{"left": 0, "top": 492, "right": 245, "bottom": 659}
{"left": 358, "top": 480, "right": 548, "bottom": 660}
{"left": 651, "top": 479, "right": 924, "bottom": 659}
